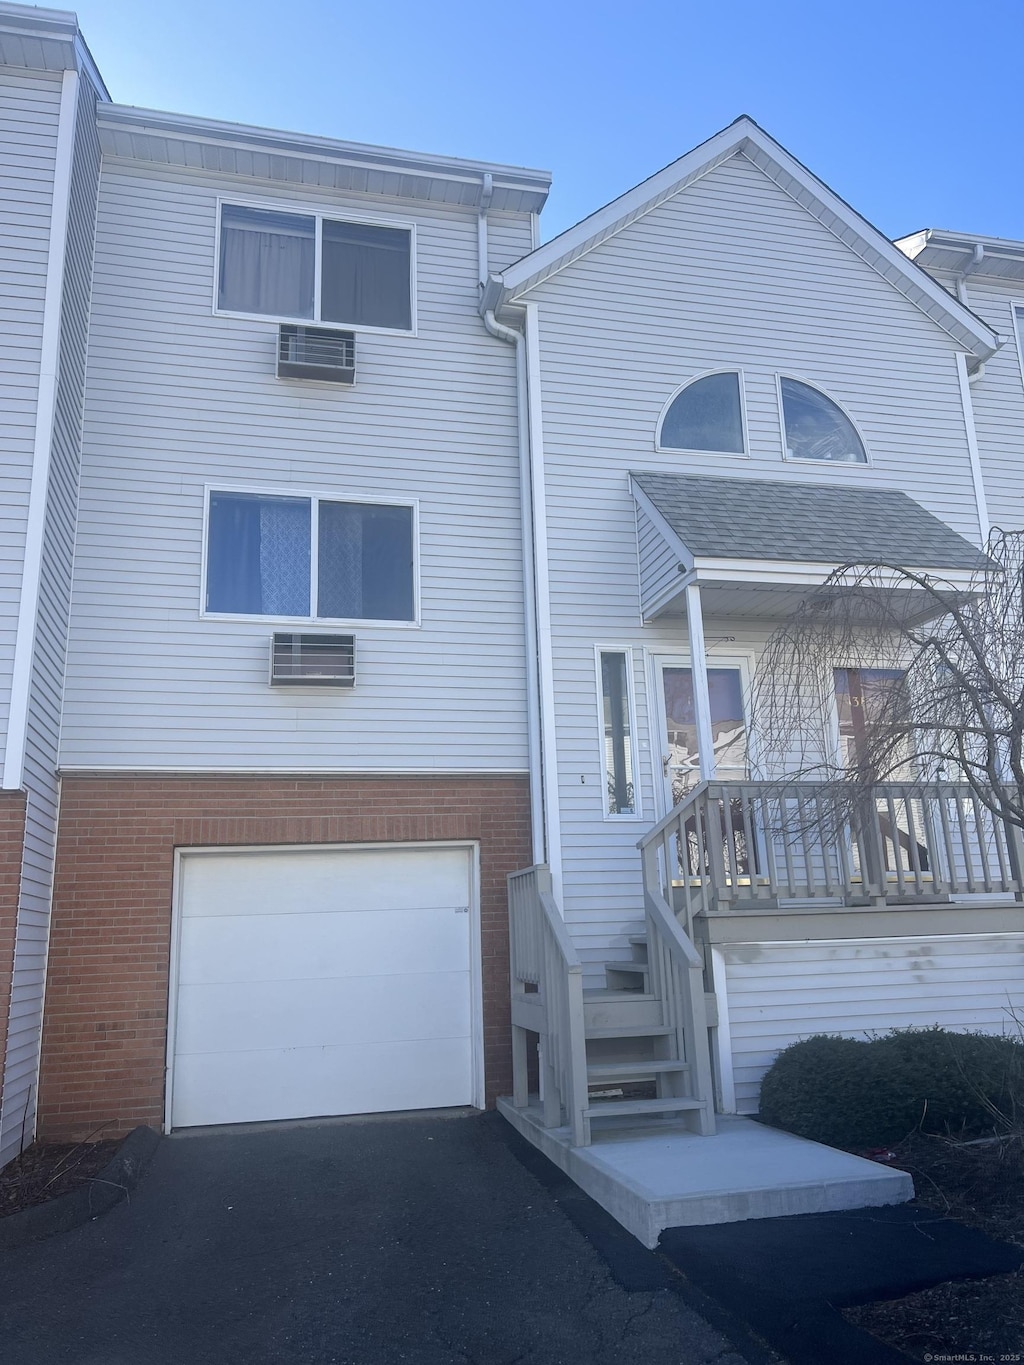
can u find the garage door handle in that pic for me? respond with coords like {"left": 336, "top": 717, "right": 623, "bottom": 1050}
{"left": 455, "top": 906, "right": 469, "bottom": 913}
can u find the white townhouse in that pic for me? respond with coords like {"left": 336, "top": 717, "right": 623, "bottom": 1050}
{"left": 0, "top": 2, "right": 1023, "bottom": 1190}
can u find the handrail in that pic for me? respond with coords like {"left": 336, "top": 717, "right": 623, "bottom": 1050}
{"left": 507, "top": 865, "right": 589, "bottom": 1145}
{"left": 638, "top": 778, "right": 1024, "bottom": 917}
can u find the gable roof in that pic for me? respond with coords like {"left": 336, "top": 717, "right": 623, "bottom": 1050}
{"left": 630, "top": 471, "right": 986, "bottom": 572}
{"left": 492, "top": 118, "right": 999, "bottom": 363}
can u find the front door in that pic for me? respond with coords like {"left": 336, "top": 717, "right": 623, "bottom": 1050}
{"left": 657, "top": 662, "right": 748, "bottom": 809}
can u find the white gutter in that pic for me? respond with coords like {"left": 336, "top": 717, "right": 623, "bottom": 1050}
{"left": 483, "top": 306, "right": 546, "bottom": 867}
{"left": 955, "top": 351, "right": 991, "bottom": 545}
{"left": 3, "top": 67, "right": 79, "bottom": 790}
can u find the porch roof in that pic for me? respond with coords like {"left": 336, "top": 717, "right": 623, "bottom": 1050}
{"left": 631, "top": 471, "right": 987, "bottom": 620}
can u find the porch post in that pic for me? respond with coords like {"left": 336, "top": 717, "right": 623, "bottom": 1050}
{"left": 684, "top": 583, "right": 716, "bottom": 781}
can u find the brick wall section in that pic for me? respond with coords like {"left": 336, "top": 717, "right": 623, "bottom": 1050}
{"left": 0, "top": 791, "right": 27, "bottom": 1121}
{"left": 38, "top": 774, "right": 531, "bottom": 1141}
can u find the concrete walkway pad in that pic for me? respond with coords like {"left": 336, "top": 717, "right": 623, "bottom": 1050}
{"left": 498, "top": 1102, "right": 913, "bottom": 1246}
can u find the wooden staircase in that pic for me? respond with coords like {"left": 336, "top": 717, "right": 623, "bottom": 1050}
{"left": 582, "top": 935, "right": 709, "bottom": 1128}
{"left": 507, "top": 865, "right": 715, "bottom": 1147}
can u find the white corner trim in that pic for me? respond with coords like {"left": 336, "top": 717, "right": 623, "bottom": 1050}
{"left": 3, "top": 67, "right": 80, "bottom": 792}
{"left": 709, "top": 947, "right": 736, "bottom": 1113}
{"left": 955, "top": 351, "right": 990, "bottom": 545}
{"left": 524, "top": 301, "right": 563, "bottom": 900}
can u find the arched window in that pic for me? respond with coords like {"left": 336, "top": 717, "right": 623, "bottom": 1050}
{"left": 659, "top": 372, "right": 744, "bottom": 454}
{"left": 780, "top": 378, "right": 867, "bottom": 464}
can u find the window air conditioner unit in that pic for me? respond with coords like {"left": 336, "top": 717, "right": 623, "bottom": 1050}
{"left": 277, "top": 325, "right": 356, "bottom": 384}
{"left": 270, "top": 633, "right": 355, "bottom": 688}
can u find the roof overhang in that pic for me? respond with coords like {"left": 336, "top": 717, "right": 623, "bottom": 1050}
{"left": 896, "top": 228, "right": 1024, "bottom": 287}
{"left": 96, "top": 105, "right": 551, "bottom": 213}
{"left": 0, "top": 2, "right": 108, "bottom": 96}
{"left": 490, "top": 117, "right": 999, "bottom": 364}
{"left": 631, "top": 473, "right": 983, "bottom": 623}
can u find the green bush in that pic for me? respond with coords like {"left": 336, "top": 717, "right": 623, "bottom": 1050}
{"left": 758, "top": 1034, "right": 913, "bottom": 1148}
{"left": 757, "top": 1027, "right": 1024, "bottom": 1148}
{"left": 874, "top": 1026, "right": 1024, "bottom": 1137}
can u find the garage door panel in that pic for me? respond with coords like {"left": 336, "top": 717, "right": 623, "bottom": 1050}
{"left": 178, "top": 906, "right": 470, "bottom": 986}
{"left": 181, "top": 848, "right": 470, "bottom": 918}
{"left": 175, "top": 971, "right": 471, "bottom": 1055}
{"left": 171, "top": 845, "right": 477, "bottom": 1128}
{"left": 171, "top": 1036, "right": 473, "bottom": 1128}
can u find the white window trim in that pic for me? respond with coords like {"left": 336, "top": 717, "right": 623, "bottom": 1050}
{"left": 776, "top": 372, "right": 872, "bottom": 467}
{"left": 648, "top": 650, "right": 756, "bottom": 819}
{"left": 1009, "top": 299, "right": 1024, "bottom": 398}
{"left": 594, "top": 645, "right": 644, "bottom": 822}
{"left": 655, "top": 368, "right": 749, "bottom": 457}
{"left": 213, "top": 195, "right": 418, "bottom": 337}
{"left": 200, "top": 482, "right": 421, "bottom": 628}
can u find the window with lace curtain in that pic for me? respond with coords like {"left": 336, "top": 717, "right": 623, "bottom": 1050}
{"left": 216, "top": 203, "right": 414, "bottom": 333}
{"left": 204, "top": 491, "right": 416, "bottom": 623}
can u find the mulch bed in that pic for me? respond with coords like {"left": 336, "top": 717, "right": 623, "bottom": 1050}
{"left": 0, "top": 1139, "right": 121, "bottom": 1218}
{"left": 843, "top": 1132, "right": 1024, "bottom": 1360}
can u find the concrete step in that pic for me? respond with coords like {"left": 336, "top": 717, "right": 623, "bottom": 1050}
{"left": 587, "top": 1060, "right": 690, "bottom": 1082}
{"left": 585, "top": 1096, "right": 706, "bottom": 1118}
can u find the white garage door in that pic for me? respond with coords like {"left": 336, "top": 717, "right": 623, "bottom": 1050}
{"left": 170, "top": 844, "right": 475, "bottom": 1128}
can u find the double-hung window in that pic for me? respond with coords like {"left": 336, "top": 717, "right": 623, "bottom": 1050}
{"left": 205, "top": 491, "right": 416, "bottom": 623}
{"left": 217, "top": 204, "right": 414, "bottom": 332}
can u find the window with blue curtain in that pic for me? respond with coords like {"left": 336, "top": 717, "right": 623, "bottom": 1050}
{"left": 206, "top": 492, "right": 414, "bottom": 621}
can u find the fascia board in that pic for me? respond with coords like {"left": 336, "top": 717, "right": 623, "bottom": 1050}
{"left": 501, "top": 120, "right": 747, "bottom": 296}
{"left": 629, "top": 476, "right": 696, "bottom": 570}
{"left": 692, "top": 556, "right": 979, "bottom": 589}
{"left": 499, "top": 117, "right": 998, "bottom": 360}
{"left": 97, "top": 105, "right": 552, "bottom": 205}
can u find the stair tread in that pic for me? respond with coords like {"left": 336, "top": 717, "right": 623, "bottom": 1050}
{"left": 587, "top": 1060, "right": 690, "bottom": 1078}
{"left": 585, "top": 1097, "right": 706, "bottom": 1117}
{"left": 604, "top": 960, "right": 650, "bottom": 973}
{"left": 583, "top": 988, "right": 657, "bottom": 1001}
{"left": 585, "top": 1024, "right": 675, "bottom": 1039}
{"left": 627, "top": 935, "right": 648, "bottom": 947}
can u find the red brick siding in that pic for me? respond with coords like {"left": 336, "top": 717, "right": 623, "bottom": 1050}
{"left": 0, "top": 791, "right": 27, "bottom": 1120}
{"left": 39, "top": 774, "right": 531, "bottom": 1141}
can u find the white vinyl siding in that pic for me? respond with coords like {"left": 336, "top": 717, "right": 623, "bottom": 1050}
{"left": 0, "top": 74, "right": 102, "bottom": 1168}
{"left": 954, "top": 277, "right": 1024, "bottom": 533}
{"left": 61, "top": 160, "right": 531, "bottom": 772}
{"left": 722, "top": 934, "right": 1024, "bottom": 1114}
{"left": 0, "top": 68, "right": 63, "bottom": 779}
{"left": 521, "top": 151, "right": 984, "bottom": 970}
{"left": 635, "top": 503, "right": 682, "bottom": 619}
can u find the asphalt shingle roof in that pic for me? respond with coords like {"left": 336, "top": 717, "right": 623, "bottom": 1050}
{"left": 632, "top": 472, "right": 986, "bottom": 571}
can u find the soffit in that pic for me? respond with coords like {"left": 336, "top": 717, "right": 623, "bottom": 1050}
{"left": 96, "top": 106, "right": 551, "bottom": 213}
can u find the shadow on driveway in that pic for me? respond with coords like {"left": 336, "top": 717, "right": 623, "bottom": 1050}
{"left": 0, "top": 1110, "right": 756, "bottom": 1365}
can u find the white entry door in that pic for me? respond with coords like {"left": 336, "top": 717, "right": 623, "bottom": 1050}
{"left": 169, "top": 844, "right": 476, "bottom": 1128}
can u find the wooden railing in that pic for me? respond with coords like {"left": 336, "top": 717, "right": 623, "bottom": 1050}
{"left": 637, "top": 855, "right": 717, "bottom": 1136}
{"left": 507, "top": 865, "right": 590, "bottom": 1146}
{"left": 640, "top": 780, "right": 1024, "bottom": 925}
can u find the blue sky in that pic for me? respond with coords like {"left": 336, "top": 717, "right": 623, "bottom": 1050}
{"left": 72, "top": 0, "right": 1024, "bottom": 243}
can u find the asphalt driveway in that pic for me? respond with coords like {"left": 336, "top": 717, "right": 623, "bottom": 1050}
{"left": 0, "top": 1110, "right": 755, "bottom": 1365}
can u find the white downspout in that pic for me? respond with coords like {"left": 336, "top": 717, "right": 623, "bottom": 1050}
{"left": 955, "top": 352, "right": 991, "bottom": 545}
{"left": 483, "top": 308, "right": 546, "bottom": 867}
{"left": 4, "top": 67, "right": 80, "bottom": 790}
{"left": 522, "top": 302, "right": 563, "bottom": 896}
{"left": 477, "top": 173, "right": 493, "bottom": 289}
